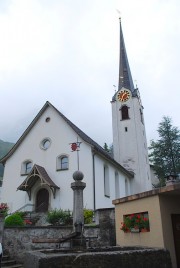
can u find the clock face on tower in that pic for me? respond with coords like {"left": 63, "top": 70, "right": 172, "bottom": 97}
{"left": 117, "top": 89, "right": 131, "bottom": 102}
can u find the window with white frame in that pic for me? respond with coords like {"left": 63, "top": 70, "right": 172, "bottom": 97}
{"left": 57, "top": 155, "right": 69, "bottom": 170}
{"left": 21, "top": 160, "right": 33, "bottom": 175}
{"left": 104, "top": 165, "right": 110, "bottom": 197}
{"left": 125, "top": 178, "right": 128, "bottom": 196}
{"left": 115, "top": 171, "right": 120, "bottom": 199}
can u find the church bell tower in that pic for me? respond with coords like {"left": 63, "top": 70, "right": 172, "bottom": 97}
{"left": 111, "top": 19, "right": 152, "bottom": 194}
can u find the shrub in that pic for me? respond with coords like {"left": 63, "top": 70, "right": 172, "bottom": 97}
{"left": 83, "top": 209, "right": 93, "bottom": 224}
{"left": 15, "top": 211, "right": 27, "bottom": 218}
{"left": 47, "top": 209, "right": 72, "bottom": 225}
{"left": 5, "top": 213, "right": 25, "bottom": 227}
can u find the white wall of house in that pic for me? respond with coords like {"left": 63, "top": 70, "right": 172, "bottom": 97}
{"left": 2, "top": 105, "right": 130, "bottom": 213}
{"left": 93, "top": 154, "right": 130, "bottom": 209}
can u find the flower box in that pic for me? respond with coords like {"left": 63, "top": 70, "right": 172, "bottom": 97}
{"left": 141, "top": 228, "right": 149, "bottom": 233}
{"left": 131, "top": 228, "right": 140, "bottom": 233}
{"left": 120, "top": 212, "right": 150, "bottom": 233}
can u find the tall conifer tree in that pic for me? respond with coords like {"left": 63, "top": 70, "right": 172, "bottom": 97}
{"left": 149, "top": 116, "right": 180, "bottom": 179}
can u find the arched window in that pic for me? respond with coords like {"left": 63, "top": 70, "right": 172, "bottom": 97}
{"left": 120, "top": 105, "right": 129, "bottom": 120}
{"left": 21, "top": 160, "right": 33, "bottom": 175}
{"left": 57, "top": 155, "right": 69, "bottom": 171}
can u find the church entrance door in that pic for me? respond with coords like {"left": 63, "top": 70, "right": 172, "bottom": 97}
{"left": 36, "top": 188, "right": 49, "bottom": 212}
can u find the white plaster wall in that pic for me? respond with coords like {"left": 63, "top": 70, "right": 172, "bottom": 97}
{"left": 150, "top": 166, "right": 159, "bottom": 185}
{"left": 132, "top": 98, "right": 152, "bottom": 192}
{"left": 2, "top": 105, "right": 133, "bottom": 213}
{"left": 2, "top": 106, "right": 94, "bottom": 212}
{"left": 112, "top": 89, "right": 152, "bottom": 195}
{"left": 93, "top": 154, "right": 129, "bottom": 209}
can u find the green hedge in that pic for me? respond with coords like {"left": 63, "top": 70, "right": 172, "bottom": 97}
{"left": 5, "top": 213, "right": 25, "bottom": 227}
{"left": 47, "top": 209, "right": 72, "bottom": 225}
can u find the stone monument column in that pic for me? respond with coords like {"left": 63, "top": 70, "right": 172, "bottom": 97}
{"left": 71, "top": 170, "right": 86, "bottom": 234}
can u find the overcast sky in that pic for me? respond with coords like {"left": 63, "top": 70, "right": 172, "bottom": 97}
{"left": 0, "top": 0, "right": 180, "bottom": 148}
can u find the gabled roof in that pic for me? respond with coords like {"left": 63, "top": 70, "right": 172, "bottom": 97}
{"left": 0, "top": 101, "right": 133, "bottom": 178}
{"left": 17, "top": 164, "right": 60, "bottom": 200}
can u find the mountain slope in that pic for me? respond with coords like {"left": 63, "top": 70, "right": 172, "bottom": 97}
{"left": 0, "top": 139, "right": 14, "bottom": 178}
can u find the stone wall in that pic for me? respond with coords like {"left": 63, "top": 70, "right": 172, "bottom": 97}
{"left": 94, "top": 207, "right": 116, "bottom": 246}
{"left": 24, "top": 247, "right": 172, "bottom": 268}
{"left": 3, "top": 208, "right": 116, "bottom": 263}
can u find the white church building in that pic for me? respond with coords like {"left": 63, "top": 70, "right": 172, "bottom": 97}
{"left": 0, "top": 20, "right": 151, "bottom": 213}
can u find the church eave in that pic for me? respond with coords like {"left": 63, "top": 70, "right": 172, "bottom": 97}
{"left": 92, "top": 147, "right": 134, "bottom": 179}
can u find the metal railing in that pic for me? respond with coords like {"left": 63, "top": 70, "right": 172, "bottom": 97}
{"left": 15, "top": 203, "right": 34, "bottom": 213}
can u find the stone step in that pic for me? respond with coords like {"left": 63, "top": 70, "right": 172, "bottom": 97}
{"left": 23, "top": 212, "right": 47, "bottom": 226}
{"left": 2, "top": 265, "right": 23, "bottom": 268}
{"left": 1, "top": 255, "right": 23, "bottom": 268}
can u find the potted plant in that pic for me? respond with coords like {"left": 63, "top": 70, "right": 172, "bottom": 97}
{"left": 0, "top": 203, "right": 9, "bottom": 217}
{"left": 140, "top": 216, "right": 150, "bottom": 232}
{"left": 120, "top": 213, "right": 150, "bottom": 233}
{"left": 120, "top": 216, "right": 131, "bottom": 232}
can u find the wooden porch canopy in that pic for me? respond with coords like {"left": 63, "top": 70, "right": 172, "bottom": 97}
{"left": 17, "top": 164, "right": 60, "bottom": 200}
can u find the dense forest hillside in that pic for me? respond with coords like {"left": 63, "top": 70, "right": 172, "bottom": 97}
{"left": 0, "top": 139, "right": 14, "bottom": 179}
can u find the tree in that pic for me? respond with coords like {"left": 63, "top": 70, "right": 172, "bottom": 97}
{"left": 103, "top": 143, "right": 113, "bottom": 157}
{"left": 103, "top": 143, "right": 109, "bottom": 153}
{"left": 149, "top": 116, "right": 180, "bottom": 179}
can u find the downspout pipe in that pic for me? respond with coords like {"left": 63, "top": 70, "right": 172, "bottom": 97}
{"left": 92, "top": 152, "right": 96, "bottom": 211}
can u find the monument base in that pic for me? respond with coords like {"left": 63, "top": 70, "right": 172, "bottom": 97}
{"left": 71, "top": 235, "right": 86, "bottom": 250}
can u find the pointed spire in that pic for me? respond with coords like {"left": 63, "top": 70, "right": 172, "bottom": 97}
{"left": 118, "top": 18, "right": 135, "bottom": 93}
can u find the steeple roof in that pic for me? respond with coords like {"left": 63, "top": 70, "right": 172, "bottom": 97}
{"left": 112, "top": 19, "right": 137, "bottom": 100}
{"left": 118, "top": 18, "right": 134, "bottom": 92}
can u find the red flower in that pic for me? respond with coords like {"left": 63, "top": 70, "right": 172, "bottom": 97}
{"left": 24, "top": 219, "right": 32, "bottom": 225}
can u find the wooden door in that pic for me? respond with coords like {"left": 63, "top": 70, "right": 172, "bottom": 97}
{"left": 36, "top": 188, "right": 49, "bottom": 212}
{"left": 172, "top": 214, "right": 180, "bottom": 268}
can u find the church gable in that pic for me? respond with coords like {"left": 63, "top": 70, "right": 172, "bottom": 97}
{"left": 1, "top": 101, "right": 132, "bottom": 178}
{"left": 0, "top": 100, "right": 133, "bottom": 212}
